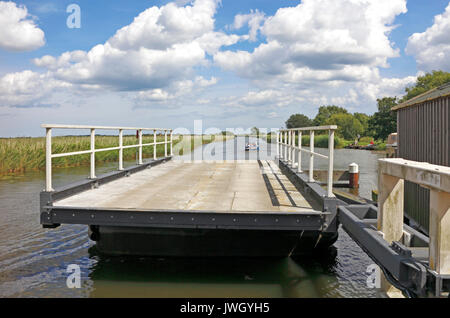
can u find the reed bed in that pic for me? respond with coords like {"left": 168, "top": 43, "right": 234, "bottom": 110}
{"left": 0, "top": 134, "right": 231, "bottom": 175}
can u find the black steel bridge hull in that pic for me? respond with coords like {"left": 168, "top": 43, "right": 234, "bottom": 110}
{"left": 93, "top": 226, "right": 338, "bottom": 257}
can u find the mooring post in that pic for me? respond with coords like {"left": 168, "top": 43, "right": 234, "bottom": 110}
{"left": 297, "top": 131, "right": 302, "bottom": 173}
{"left": 349, "top": 163, "right": 359, "bottom": 189}
{"left": 90, "top": 129, "right": 96, "bottom": 179}
{"left": 429, "top": 190, "right": 450, "bottom": 275}
{"left": 45, "top": 128, "right": 53, "bottom": 192}
{"left": 138, "top": 129, "right": 143, "bottom": 165}
{"left": 327, "top": 129, "right": 335, "bottom": 197}
{"left": 309, "top": 130, "right": 315, "bottom": 182}
{"left": 153, "top": 130, "right": 157, "bottom": 160}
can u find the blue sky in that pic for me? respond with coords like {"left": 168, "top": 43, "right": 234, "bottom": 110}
{"left": 0, "top": 0, "right": 449, "bottom": 136}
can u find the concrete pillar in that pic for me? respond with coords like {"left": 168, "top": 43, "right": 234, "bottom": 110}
{"left": 378, "top": 170, "right": 406, "bottom": 298}
{"left": 429, "top": 190, "right": 450, "bottom": 274}
{"left": 349, "top": 163, "right": 359, "bottom": 189}
{"left": 377, "top": 173, "right": 404, "bottom": 244}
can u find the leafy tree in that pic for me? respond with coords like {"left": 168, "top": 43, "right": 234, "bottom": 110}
{"left": 353, "top": 113, "right": 371, "bottom": 136}
{"left": 285, "top": 114, "right": 313, "bottom": 128}
{"left": 325, "top": 113, "right": 364, "bottom": 140}
{"left": 251, "top": 127, "right": 260, "bottom": 136}
{"left": 313, "top": 105, "right": 348, "bottom": 126}
{"left": 402, "top": 70, "right": 450, "bottom": 102}
{"left": 368, "top": 97, "right": 398, "bottom": 141}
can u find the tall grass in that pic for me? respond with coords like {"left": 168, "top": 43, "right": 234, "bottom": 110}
{"left": 0, "top": 134, "right": 232, "bottom": 175}
{"left": 0, "top": 134, "right": 177, "bottom": 174}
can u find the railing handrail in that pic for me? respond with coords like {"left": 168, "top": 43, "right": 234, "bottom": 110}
{"left": 41, "top": 124, "right": 172, "bottom": 131}
{"left": 279, "top": 125, "right": 337, "bottom": 132}
{"left": 276, "top": 125, "right": 336, "bottom": 198}
{"left": 44, "top": 124, "right": 173, "bottom": 192}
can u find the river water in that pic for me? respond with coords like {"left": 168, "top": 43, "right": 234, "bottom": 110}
{"left": 0, "top": 137, "right": 385, "bottom": 298}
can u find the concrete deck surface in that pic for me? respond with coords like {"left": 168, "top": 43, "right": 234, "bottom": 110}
{"left": 56, "top": 160, "right": 321, "bottom": 213}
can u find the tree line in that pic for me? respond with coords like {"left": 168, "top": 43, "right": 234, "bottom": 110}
{"left": 285, "top": 71, "right": 450, "bottom": 141}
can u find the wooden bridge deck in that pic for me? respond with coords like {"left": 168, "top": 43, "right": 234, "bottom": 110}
{"left": 55, "top": 160, "right": 321, "bottom": 213}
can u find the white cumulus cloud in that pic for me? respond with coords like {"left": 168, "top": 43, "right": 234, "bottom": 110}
{"left": 32, "top": 0, "right": 234, "bottom": 92}
{"left": 0, "top": 1, "right": 45, "bottom": 52}
{"left": 216, "top": 0, "right": 407, "bottom": 86}
{"left": 406, "top": 3, "right": 450, "bottom": 72}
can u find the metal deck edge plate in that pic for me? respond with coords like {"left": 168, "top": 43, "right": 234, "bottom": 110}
{"left": 41, "top": 206, "right": 325, "bottom": 231}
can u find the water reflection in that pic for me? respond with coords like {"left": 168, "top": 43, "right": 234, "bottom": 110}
{"left": 87, "top": 246, "right": 339, "bottom": 298}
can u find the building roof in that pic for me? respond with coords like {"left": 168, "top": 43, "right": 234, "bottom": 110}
{"left": 392, "top": 82, "right": 450, "bottom": 111}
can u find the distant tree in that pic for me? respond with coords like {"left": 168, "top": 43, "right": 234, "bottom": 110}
{"left": 402, "top": 70, "right": 450, "bottom": 102}
{"left": 368, "top": 97, "right": 398, "bottom": 141}
{"left": 251, "top": 127, "right": 260, "bottom": 136}
{"left": 325, "top": 113, "right": 363, "bottom": 140}
{"left": 285, "top": 114, "right": 313, "bottom": 129}
{"left": 353, "top": 113, "right": 371, "bottom": 136}
{"left": 313, "top": 105, "right": 348, "bottom": 126}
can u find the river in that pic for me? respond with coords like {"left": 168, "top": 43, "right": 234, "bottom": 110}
{"left": 0, "top": 137, "right": 385, "bottom": 297}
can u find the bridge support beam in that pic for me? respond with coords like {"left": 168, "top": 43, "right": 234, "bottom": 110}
{"left": 377, "top": 173, "right": 404, "bottom": 243}
{"left": 429, "top": 190, "right": 450, "bottom": 275}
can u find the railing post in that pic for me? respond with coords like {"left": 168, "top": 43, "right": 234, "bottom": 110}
{"left": 289, "top": 130, "right": 293, "bottom": 164}
{"left": 90, "top": 129, "right": 96, "bottom": 179}
{"left": 283, "top": 131, "right": 289, "bottom": 162}
{"left": 138, "top": 129, "right": 143, "bottom": 165}
{"left": 45, "top": 128, "right": 53, "bottom": 192}
{"left": 290, "top": 130, "right": 294, "bottom": 166}
{"left": 170, "top": 131, "right": 173, "bottom": 156}
{"left": 164, "top": 130, "right": 168, "bottom": 157}
{"left": 327, "top": 129, "right": 335, "bottom": 197}
{"left": 276, "top": 131, "right": 280, "bottom": 159}
{"left": 298, "top": 131, "right": 302, "bottom": 173}
{"left": 118, "top": 129, "right": 123, "bottom": 171}
{"left": 309, "top": 130, "right": 314, "bottom": 182}
{"left": 153, "top": 130, "right": 157, "bottom": 160}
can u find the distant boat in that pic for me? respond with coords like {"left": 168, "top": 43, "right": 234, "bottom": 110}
{"left": 245, "top": 143, "right": 260, "bottom": 151}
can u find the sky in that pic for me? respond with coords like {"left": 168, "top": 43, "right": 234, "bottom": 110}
{"left": 0, "top": 0, "right": 449, "bottom": 137}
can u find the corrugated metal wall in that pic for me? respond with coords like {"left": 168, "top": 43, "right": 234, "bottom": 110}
{"left": 397, "top": 96, "right": 450, "bottom": 233}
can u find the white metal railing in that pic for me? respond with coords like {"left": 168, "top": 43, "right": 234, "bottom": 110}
{"left": 42, "top": 124, "right": 173, "bottom": 192}
{"left": 276, "top": 125, "right": 337, "bottom": 198}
